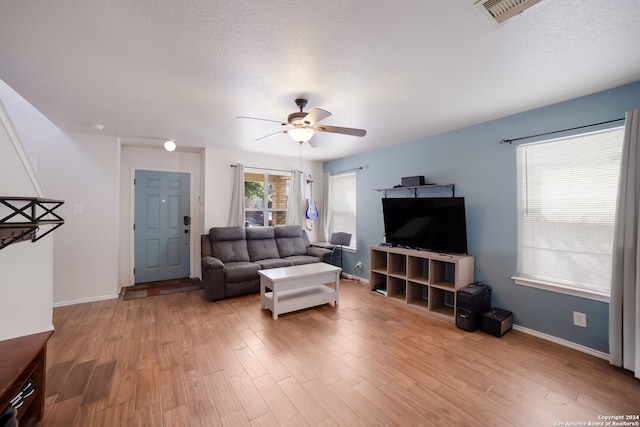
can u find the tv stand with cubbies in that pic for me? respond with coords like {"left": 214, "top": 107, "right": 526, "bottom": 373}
{"left": 369, "top": 246, "right": 474, "bottom": 322}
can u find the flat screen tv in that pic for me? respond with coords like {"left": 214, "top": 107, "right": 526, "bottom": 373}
{"left": 381, "top": 197, "right": 468, "bottom": 254}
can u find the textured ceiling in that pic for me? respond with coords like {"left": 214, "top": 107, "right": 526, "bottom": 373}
{"left": 1, "top": 0, "right": 639, "bottom": 161}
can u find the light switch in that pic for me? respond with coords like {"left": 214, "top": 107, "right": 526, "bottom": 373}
{"left": 73, "top": 204, "right": 83, "bottom": 215}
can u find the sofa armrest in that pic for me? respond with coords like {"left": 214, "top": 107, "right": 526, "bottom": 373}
{"left": 201, "top": 256, "right": 225, "bottom": 301}
{"left": 306, "top": 246, "right": 333, "bottom": 264}
{"left": 203, "top": 256, "right": 224, "bottom": 269}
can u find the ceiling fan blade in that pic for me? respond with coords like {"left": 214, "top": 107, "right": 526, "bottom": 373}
{"left": 303, "top": 108, "right": 331, "bottom": 125}
{"left": 237, "top": 116, "right": 286, "bottom": 125}
{"left": 313, "top": 125, "right": 366, "bottom": 137}
{"left": 253, "top": 129, "right": 286, "bottom": 142}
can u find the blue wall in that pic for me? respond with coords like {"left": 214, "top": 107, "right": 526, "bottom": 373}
{"left": 324, "top": 81, "right": 640, "bottom": 353}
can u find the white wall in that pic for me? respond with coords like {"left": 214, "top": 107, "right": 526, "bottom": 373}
{"left": 202, "top": 147, "right": 324, "bottom": 242}
{"left": 119, "top": 146, "right": 203, "bottom": 287}
{"left": 48, "top": 132, "right": 120, "bottom": 305}
{"left": 0, "top": 92, "right": 53, "bottom": 340}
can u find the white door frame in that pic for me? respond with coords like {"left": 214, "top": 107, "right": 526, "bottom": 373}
{"left": 126, "top": 167, "right": 199, "bottom": 287}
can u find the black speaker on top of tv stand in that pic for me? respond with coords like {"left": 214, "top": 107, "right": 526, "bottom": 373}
{"left": 456, "top": 282, "right": 491, "bottom": 332}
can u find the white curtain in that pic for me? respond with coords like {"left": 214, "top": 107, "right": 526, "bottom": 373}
{"left": 320, "top": 173, "right": 331, "bottom": 242}
{"left": 610, "top": 109, "right": 640, "bottom": 378}
{"left": 227, "top": 164, "right": 245, "bottom": 227}
{"left": 286, "top": 170, "right": 303, "bottom": 225}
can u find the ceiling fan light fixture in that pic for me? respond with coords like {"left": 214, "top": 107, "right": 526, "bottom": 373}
{"left": 288, "top": 127, "right": 315, "bottom": 143}
{"left": 164, "top": 140, "right": 176, "bottom": 152}
{"left": 239, "top": 98, "right": 366, "bottom": 146}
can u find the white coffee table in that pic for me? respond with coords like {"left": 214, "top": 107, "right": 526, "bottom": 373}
{"left": 259, "top": 262, "right": 342, "bottom": 319}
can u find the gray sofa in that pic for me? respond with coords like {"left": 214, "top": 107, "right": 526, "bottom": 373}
{"left": 200, "top": 224, "right": 333, "bottom": 301}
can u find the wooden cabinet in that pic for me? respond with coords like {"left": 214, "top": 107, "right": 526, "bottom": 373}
{"left": 370, "top": 246, "right": 474, "bottom": 322}
{"left": 0, "top": 330, "right": 53, "bottom": 426}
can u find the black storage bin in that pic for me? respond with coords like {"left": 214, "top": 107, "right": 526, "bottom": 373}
{"left": 482, "top": 308, "right": 513, "bottom": 337}
{"left": 456, "top": 282, "right": 491, "bottom": 331}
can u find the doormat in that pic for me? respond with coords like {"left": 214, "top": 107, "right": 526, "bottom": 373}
{"left": 122, "top": 278, "right": 203, "bottom": 300}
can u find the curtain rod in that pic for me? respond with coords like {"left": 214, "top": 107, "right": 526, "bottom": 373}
{"left": 329, "top": 166, "right": 363, "bottom": 176}
{"left": 230, "top": 164, "right": 302, "bottom": 174}
{"left": 499, "top": 117, "right": 625, "bottom": 145}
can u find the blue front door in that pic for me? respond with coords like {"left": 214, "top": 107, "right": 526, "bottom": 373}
{"left": 134, "top": 170, "right": 190, "bottom": 283}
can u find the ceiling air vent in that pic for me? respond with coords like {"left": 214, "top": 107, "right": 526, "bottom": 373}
{"left": 475, "top": 0, "right": 544, "bottom": 24}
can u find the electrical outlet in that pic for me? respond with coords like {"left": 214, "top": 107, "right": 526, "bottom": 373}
{"left": 573, "top": 311, "right": 587, "bottom": 328}
{"left": 355, "top": 261, "right": 363, "bottom": 269}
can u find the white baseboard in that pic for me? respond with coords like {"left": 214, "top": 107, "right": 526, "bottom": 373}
{"left": 53, "top": 293, "right": 119, "bottom": 308}
{"left": 341, "top": 273, "right": 369, "bottom": 284}
{"left": 512, "top": 324, "right": 609, "bottom": 360}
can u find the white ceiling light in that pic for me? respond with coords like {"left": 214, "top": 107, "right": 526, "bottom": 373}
{"left": 164, "top": 140, "right": 176, "bottom": 151}
{"left": 288, "top": 127, "right": 315, "bottom": 144}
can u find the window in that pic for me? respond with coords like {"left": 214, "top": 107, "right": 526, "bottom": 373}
{"left": 244, "top": 169, "right": 290, "bottom": 227}
{"left": 328, "top": 172, "right": 356, "bottom": 249}
{"left": 514, "top": 127, "right": 624, "bottom": 301}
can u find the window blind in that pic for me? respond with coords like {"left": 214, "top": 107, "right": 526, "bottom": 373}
{"left": 516, "top": 127, "right": 624, "bottom": 298}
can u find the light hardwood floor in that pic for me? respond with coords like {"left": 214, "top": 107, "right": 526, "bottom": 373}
{"left": 40, "top": 279, "right": 639, "bottom": 426}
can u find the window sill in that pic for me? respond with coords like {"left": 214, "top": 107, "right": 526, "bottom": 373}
{"left": 512, "top": 276, "right": 609, "bottom": 303}
{"left": 312, "top": 242, "right": 356, "bottom": 252}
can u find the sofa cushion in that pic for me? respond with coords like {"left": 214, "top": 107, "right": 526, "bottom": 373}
{"left": 223, "top": 261, "right": 261, "bottom": 282}
{"left": 284, "top": 255, "right": 321, "bottom": 265}
{"left": 253, "top": 258, "right": 294, "bottom": 269}
{"left": 246, "top": 227, "right": 281, "bottom": 261}
{"left": 274, "top": 225, "right": 307, "bottom": 257}
{"left": 210, "top": 227, "right": 250, "bottom": 263}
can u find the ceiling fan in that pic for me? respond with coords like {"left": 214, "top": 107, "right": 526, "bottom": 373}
{"left": 238, "top": 98, "right": 366, "bottom": 147}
